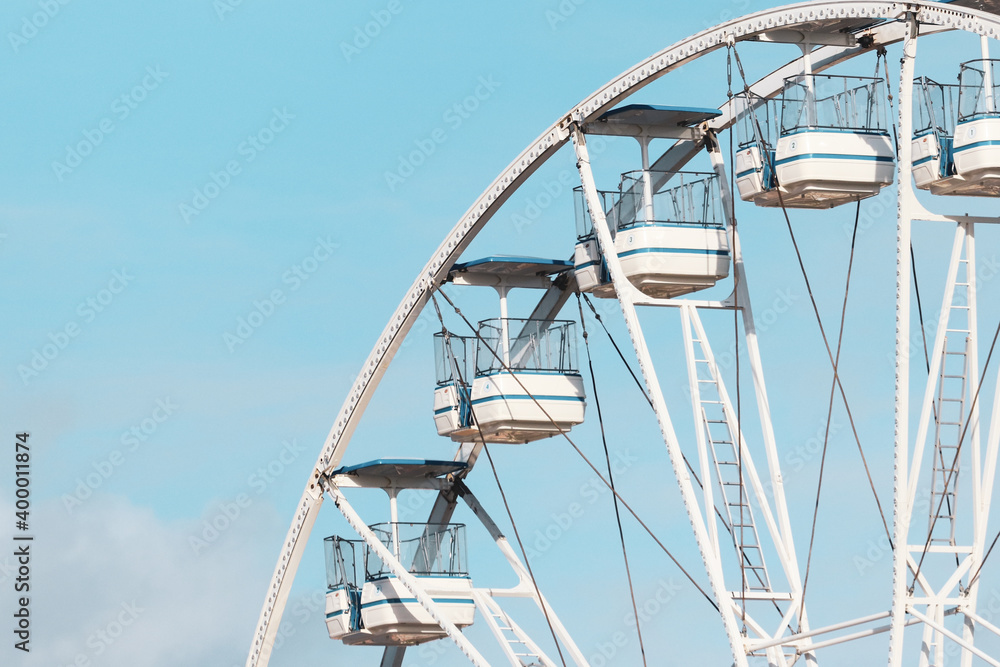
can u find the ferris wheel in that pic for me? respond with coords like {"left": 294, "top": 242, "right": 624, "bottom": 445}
{"left": 244, "top": 2, "right": 1000, "bottom": 665}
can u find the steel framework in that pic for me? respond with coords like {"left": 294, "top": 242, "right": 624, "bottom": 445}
{"left": 245, "top": 3, "right": 1000, "bottom": 666}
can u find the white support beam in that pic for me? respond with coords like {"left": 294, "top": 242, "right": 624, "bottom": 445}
{"left": 909, "top": 608, "right": 1000, "bottom": 667}
{"left": 705, "top": 133, "right": 813, "bottom": 660}
{"left": 571, "top": 122, "right": 749, "bottom": 667}
{"left": 326, "top": 483, "right": 491, "bottom": 667}
{"left": 889, "top": 13, "right": 919, "bottom": 667}
{"left": 458, "top": 484, "right": 591, "bottom": 667}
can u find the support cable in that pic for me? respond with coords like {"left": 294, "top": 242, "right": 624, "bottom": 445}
{"left": 580, "top": 293, "right": 652, "bottom": 408}
{"left": 968, "top": 527, "right": 1000, "bottom": 589}
{"left": 430, "top": 294, "right": 568, "bottom": 667}
{"left": 730, "top": 42, "right": 894, "bottom": 547}
{"left": 800, "top": 203, "right": 862, "bottom": 621}
{"left": 581, "top": 291, "right": 781, "bottom": 596}
{"left": 435, "top": 287, "right": 721, "bottom": 612}
{"left": 726, "top": 51, "right": 748, "bottom": 628}
{"left": 576, "top": 294, "right": 648, "bottom": 666}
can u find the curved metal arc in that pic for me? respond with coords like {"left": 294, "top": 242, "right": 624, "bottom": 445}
{"left": 247, "top": 3, "right": 1000, "bottom": 666}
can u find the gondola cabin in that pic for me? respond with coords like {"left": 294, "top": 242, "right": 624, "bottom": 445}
{"left": 573, "top": 187, "right": 617, "bottom": 298}
{"left": 737, "top": 74, "right": 895, "bottom": 208}
{"left": 324, "top": 460, "right": 476, "bottom": 646}
{"left": 953, "top": 59, "right": 1000, "bottom": 192}
{"left": 435, "top": 257, "right": 587, "bottom": 444}
{"left": 735, "top": 95, "right": 781, "bottom": 204}
{"left": 912, "top": 76, "right": 967, "bottom": 194}
{"left": 612, "top": 170, "right": 730, "bottom": 298}
{"left": 432, "top": 332, "right": 476, "bottom": 440}
{"left": 469, "top": 318, "right": 586, "bottom": 443}
{"left": 574, "top": 104, "right": 731, "bottom": 299}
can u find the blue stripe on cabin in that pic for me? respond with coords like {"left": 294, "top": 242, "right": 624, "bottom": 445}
{"left": 471, "top": 394, "right": 585, "bottom": 406}
{"left": 773, "top": 153, "right": 894, "bottom": 167}
{"left": 953, "top": 139, "right": 1000, "bottom": 154}
{"left": 361, "top": 597, "right": 476, "bottom": 609}
{"left": 617, "top": 247, "right": 729, "bottom": 258}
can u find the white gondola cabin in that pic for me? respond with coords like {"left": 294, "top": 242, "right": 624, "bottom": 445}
{"left": 572, "top": 187, "right": 617, "bottom": 298}
{"left": 324, "top": 460, "right": 476, "bottom": 647}
{"left": 573, "top": 104, "right": 731, "bottom": 299}
{"left": 574, "top": 171, "right": 731, "bottom": 300}
{"left": 613, "top": 170, "right": 730, "bottom": 298}
{"left": 736, "top": 74, "right": 895, "bottom": 208}
{"left": 469, "top": 318, "right": 586, "bottom": 443}
{"left": 432, "top": 332, "right": 476, "bottom": 439}
{"left": 953, "top": 59, "right": 1000, "bottom": 191}
{"left": 912, "top": 76, "right": 967, "bottom": 194}
{"left": 435, "top": 257, "right": 587, "bottom": 444}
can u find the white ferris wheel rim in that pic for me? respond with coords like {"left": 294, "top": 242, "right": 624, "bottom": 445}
{"left": 247, "top": 3, "right": 1000, "bottom": 666}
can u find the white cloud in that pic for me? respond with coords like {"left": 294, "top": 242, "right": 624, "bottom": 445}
{"left": 0, "top": 493, "right": 310, "bottom": 667}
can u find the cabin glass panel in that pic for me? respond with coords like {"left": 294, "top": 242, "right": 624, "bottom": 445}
{"left": 915, "top": 77, "right": 959, "bottom": 136}
{"left": 364, "top": 523, "right": 468, "bottom": 579}
{"left": 434, "top": 332, "right": 474, "bottom": 386}
{"left": 959, "top": 60, "right": 1000, "bottom": 121}
{"left": 573, "top": 187, "right": 620, "bottom": 240}
{"left": 735, "top": 94, "right": 781, "bottom": 150}
{"left": 475, "top": 319, "right": 578, "bottom": 376}
{"left": 617, "top": 170, "right": 722, "bottom": 228}
{"left": 325, "top": 536, "right": 361, "bottom": 589}
{"left": 781, "top": 74, "right": 888, "bottom": 134}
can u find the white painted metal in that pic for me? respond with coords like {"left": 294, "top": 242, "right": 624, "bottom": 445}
{"left": 326, "top": 484, "right": 489, "bottom": 666}
{"left": 467, "top": 372, "right": 586, "bottom": 443}
{"left": 892, "top": 12, "right": 998, "bottom": 667}
{"left": 246, "top": 4, "right": 1000, "bottom": 667}
{"left": 571, "top": 123, "right": 751, "bottom": 666}
{"left": 458, "top": 485, "right": 590, "bottom": 667}
{"left": 473, "top": 591, "right": 558, "bottom": 667}
{"left": 889, "top": 14, "right": 918, "bottom": 667}
{"left": 707, "top": 134, "right": 816, "bottom": 666}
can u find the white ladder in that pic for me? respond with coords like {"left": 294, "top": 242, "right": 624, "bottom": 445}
{"left": 473, "top": 591, "right": 557, "bottom": 667}
{"left": 928, "top": 255, "right": 972, "bottom": 546}
{"left": 683, "top": 312, "right": 772, "bottom": 594}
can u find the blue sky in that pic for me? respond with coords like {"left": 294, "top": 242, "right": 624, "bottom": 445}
{"left": 5, "top": 1, "right": 1000, "bottom": 666}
